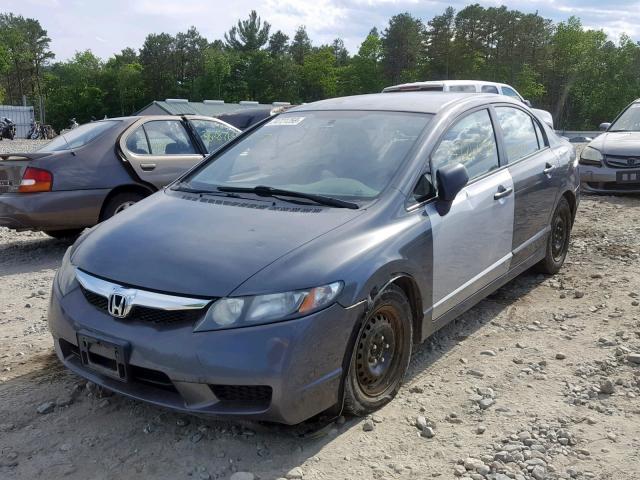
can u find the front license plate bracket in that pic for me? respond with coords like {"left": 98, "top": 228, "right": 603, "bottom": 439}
{"left": 77, "top": 333, "right": 129, "bottom": 382}
{"left": 617, "top": 171, "right": 640, "bottom": 183}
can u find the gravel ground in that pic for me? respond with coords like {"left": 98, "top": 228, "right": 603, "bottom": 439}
{"left": 0, "top": 139, "right": 50, "bottom": 153}
{"left": 1, "top": 141, "right": 640, "bottom": 480}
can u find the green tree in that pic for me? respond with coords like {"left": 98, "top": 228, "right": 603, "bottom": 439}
{"left": 224, "top": 10, "right": 270, "bottom": 52}
{"left": 426, "top": 7, "right": 455, "bottom": 79}
{"left": 382, "top": 13, "right": 425, "bottom": 84}
{"left": 290, "top": 26, "right": 312, "bottom": 65}
{"left": 139, "top": 32, "right": 176, "bottom": 101}
{"left": 0, "top": 13, "right": 53, "bottom": 113}
{"left": 267, "top": 30, "right": 289, "bottom": 56}
{"left": 45, "top": 50, "right": 106, "bottom": 128}
{"left": 197, "top": 46, "right": 231, "bottom": 100}
{"left": 350, "top": 28, "right": 384, "bottom": 93}
{"left": 174, "top": 27, "right": 208, "bottom": 98}
{"left": 300, "top": 47, "right": 337, "bottom": 101}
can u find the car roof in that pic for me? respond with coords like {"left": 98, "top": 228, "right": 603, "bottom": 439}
{"left": 289, "top": 92, "right": 511, "bottom": 114}
{"left": 385, "top": 80, "right": 508, "bottom": 89}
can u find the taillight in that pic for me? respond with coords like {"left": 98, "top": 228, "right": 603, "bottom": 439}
{"left": 19, "top": 167, "right": 53, "bottom": 193}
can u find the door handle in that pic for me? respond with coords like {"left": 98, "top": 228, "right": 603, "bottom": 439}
{"left": 140, "top": 163, "right": 157, "bottom": 171}
{"left": 543, "top": 163, "right": 555, "bottom": 175}
{"left": 494, "top": 185, "right": 513, "bottom": 200}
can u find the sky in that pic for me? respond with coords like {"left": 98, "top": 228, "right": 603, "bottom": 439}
{"left": 4, "top": 0, "right": 640, "bottom": 61}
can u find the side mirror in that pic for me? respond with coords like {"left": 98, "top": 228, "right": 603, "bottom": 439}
{"left": 599, "top": 122, "right": 611, "bottom": 131}
{"left": 523, "top": 99, "right": 532, "bottom": 107}
{"left": 436, "top": 163, "right": 469, "bottom": 215}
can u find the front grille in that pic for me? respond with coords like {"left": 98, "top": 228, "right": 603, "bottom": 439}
{"left": 605, "top": 155, "right": 640, "bottom": 169}
{"left": 80, "top": 286, "right": 209, "bottom": 326}
{"left": 210, "top": 384, "right": 273, "bottom": 404}
{"left": 82, "top": 288, "right": 109, "bottom": 310}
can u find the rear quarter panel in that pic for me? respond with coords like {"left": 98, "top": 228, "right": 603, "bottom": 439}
{"left": 36, "top": 119, "right": 141, "bottom": 191}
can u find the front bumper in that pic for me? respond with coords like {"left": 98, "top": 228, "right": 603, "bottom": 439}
{"left": 0, "top": 189, "right": 109, "bottom": 231}
{"left": 580, "top": 164, "right": 640, "bottom": 193}
{"left": 48, "top": 280, "right": 365, "bottom": 424}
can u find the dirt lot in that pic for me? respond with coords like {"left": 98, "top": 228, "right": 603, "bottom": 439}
{"left": 1, "top": 141, "right": 640, "bottom": 480}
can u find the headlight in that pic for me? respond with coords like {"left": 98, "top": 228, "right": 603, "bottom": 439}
{"left": 56, "top": 246, "right": 77, "bottom": 296}
{"left": 579, "top": 146, "right": 603, "bottom": 166}
{"left": 194, "top": 282, "right": 343, "bottom": 332}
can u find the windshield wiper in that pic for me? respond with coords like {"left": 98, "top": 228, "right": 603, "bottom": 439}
{"left": 217, "top": 185, "right": 359, "bottom": 209}
{"left": 170, "top": 182, "right": 245, "bottom": 199}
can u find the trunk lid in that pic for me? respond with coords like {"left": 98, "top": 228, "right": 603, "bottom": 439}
{"left": 0, "top": 152, "right": 51, "bottom": 193}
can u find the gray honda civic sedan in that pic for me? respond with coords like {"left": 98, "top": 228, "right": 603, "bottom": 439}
{"left": 48, "top": 92, "right": 579, "bottom": 424}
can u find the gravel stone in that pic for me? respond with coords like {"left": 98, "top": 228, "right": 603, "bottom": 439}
{"left": 36, "top": 401, "right": 55, "bottom": 414}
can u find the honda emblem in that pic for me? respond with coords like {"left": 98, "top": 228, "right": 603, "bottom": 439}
{"left": 108, "top": 289, "right": 133, "bottom": 318}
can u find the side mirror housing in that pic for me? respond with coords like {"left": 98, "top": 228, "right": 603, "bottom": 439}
{"left": 599, "top": 122, "right": 611, "bottom": 131}
{"left": 436, "top": 163, "right": 469, "bottom": 215}
{"left": 523, "top": 99, "right": 532, "bottom": 107}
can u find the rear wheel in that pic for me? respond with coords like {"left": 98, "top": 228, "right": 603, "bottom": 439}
{"left": 343, "top": 285, "right": 412, "bottom": 416}
{"left": 101, "top": 192, "right": 145, "bottom": 221}
{"left": 535, "top": 197, "right": 572, "bottom": 274}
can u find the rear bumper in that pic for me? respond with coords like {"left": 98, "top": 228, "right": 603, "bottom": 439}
{"left": 48, "top": 280, "right": 365, "bottom": 424}
{"left": 580, "top": 165, "right": 640, "bottom": 193}
{"left": 0, "top": 189, "right": 109, "bottom": 231}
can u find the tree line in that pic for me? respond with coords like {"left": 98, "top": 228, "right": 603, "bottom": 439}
{"left": 1, "top": 6, "right": 640, "bottom": 131}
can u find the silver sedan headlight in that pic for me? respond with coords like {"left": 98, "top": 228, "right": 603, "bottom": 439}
{"left": 194, "top": 282, "right": 343, "bottom": 331}
{"left": 579, "top": 146, "right": 603, "bottom": 166}
{"left": 56, "top": 246, "right": 77, "bottom": 297}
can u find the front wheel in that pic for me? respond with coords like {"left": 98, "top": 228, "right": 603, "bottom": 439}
{"left": 343, "top": 285, "right": 413, "bottom": 416}
{"left": 535, "top": 197, "right": 572, "bottom": 274}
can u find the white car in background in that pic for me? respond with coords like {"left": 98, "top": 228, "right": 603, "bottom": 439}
{"left": 383, "top": 80, "right": 554, "bottom": 128}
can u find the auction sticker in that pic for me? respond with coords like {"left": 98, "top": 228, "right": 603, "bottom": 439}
{"left": 268, "top": 116, "right": 305, "bottom": 126}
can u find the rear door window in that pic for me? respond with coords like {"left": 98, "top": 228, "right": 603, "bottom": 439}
{"left": 495, "top": 107, "right": 540, "bottom": 162}
{"left": 125, "top": 126, "right": 150, "bottom": 154}
{"left": 431, "top": 109, "right": 499, "bottom": 181}
{"left": 189, "top": 119, "right": 239, "bottom": 153}
{"left": 143, "top": 120, "right": 197, "bottom": 155}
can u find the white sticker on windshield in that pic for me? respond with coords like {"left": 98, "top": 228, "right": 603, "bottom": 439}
{"left": 268, "top": 116, "right": 305, "bottom": 126}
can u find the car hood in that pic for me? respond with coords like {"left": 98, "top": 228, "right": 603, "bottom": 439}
{"left": 72, "top": 190, "right": 365, "bottom": 297}
{"left": 589, "top": 131, "right": 640, "bottom": 156}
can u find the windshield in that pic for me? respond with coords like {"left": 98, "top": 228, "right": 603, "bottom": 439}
{"left": 610, "top": 103, "right": 640, "bottom": 132}
{"left": 186, "top": 111, "right": 432, "bottom": 201}
{"left": 38, "top": 120, "right": 120, "bottom": 152}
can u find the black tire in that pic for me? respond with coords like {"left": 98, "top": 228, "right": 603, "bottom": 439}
{"left": 343, "top": 285, "right": 413, "bottom": 416}
{"left": 44, "top": 229, "right": 83, "bottom": 240}
{"left": 535, "top": 197, "right": 572, "bottom": 275}
{"left": 101, "top": 192, "right": 145, "bottom": 221}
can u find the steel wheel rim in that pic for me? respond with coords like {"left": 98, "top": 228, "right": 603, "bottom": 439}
{"left": 114, "top": 201, "right": 136, "bottom": 214}
{"left": 552, "top": 214, "right": 568, "bottom": 261}
{"left": 355, "top": 306, "right": 403, "bottom": 397}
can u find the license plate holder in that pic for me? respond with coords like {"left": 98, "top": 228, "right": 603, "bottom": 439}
{"left": 617, "top": 171, "right": 640, "bottom": 183}
{"left": 77, "top": 333, "right": 129, "bottom": 382}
